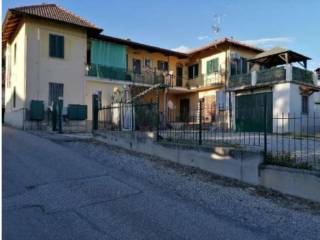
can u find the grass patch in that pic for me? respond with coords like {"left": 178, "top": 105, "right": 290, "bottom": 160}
{"left": 265, "top": 152, "right": 313, "bottom": 170}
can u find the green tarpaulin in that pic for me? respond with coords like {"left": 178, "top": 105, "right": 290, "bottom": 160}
{"left": 90, "top": 39, "right": 126, "bottom": 69}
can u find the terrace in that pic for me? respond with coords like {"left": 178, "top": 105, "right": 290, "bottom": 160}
{"left": 228, "top": 47, "right": 317, "bottom": 90}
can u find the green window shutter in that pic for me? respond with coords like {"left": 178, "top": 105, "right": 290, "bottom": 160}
{"left": 207, "top": 60, "right": 212, "bottom": 75}
{"left": 57, "top": 36, "right": 64, "bottom": 58}
{"left": 194, "top": 64, "right": 199, "bottom": 77}
{"left": 49, "top": 34, "right": 55, "bottom": 57}
{"left": 212, "top": 58, "right": 219, "bottom": 72}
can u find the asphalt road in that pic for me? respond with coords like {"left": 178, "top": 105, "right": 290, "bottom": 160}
{"left": 3, "top": 126, "right": 320, "bottom": 240}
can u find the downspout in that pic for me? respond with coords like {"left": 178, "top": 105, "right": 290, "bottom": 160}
{"left": 226, "top": 46, "right": 232, "bottom": 129}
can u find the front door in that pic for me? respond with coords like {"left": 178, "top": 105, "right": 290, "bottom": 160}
{"left": 180, "top": 99, "right": 190, "bottom": 122}
{"left": 132, "top": 59, "right": 141, "bottom": 74}
{"left": 176, "top": 66, "right": 183, "bottom": 87}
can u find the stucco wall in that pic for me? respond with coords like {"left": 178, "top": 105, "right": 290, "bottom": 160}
{"left": 5, "top": 23, "right": 27, "bottom": 113}
{"left": 25, "top": 18, "right": 87, "bottom": 109}
{"left": 127, "top": 47, "right": 187, "bottom": 87}
{"left": 85, "top": 79, "right": 133, "bottom": 120}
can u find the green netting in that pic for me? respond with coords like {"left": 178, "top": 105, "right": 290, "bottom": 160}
{"left": 90, "top": 39, "right": 126, "bottom": 69}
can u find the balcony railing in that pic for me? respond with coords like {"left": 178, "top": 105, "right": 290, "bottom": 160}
{"left": 228, "top": 65, "right": 316, "bottom": 89}
{"left": 204, "top": 72, "right": 224, "bottom": 86}
{"left": 256, "top": 67, "right": 286, "bottom": 84}
{"left": 228, "top": 73, "right": 251, "bottom": 88}
{"left": 292, "top": 66, "right": 314, "bottom": 84}
{"left": 86, "top": 64, "right": 168, "bottom": 86}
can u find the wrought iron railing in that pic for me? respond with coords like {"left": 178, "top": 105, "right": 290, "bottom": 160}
{"left": 256, "top": 67, "right": 286, "bottom": 84}
{"left": 292, "top": 66, "right": 314, "bottom": 84}
{"left": 204, "top": 72, "right": 224, "bottom": 86}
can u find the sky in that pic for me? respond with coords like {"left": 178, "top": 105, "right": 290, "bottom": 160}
{"left": 2, "top": 0, "right": 320, "bottom": 70}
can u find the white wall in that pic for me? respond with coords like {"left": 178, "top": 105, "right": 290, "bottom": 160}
{"left": 5, "top": 23, "right": 27, "bottom": 112}
{"left": 273, "top": 82, "right": 320, "bottom": 133}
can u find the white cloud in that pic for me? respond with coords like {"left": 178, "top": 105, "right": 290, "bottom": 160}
{"left": 171, "top": 45, "right": 191, "bottom": 53}
{"left": 242, "top": 37, "right": 294, "bottom": 47}
{"left": 197, "top": 35, "right": 209, "bottom": 41}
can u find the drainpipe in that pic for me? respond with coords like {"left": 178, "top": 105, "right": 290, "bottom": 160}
{"left": 226, "top": 47, "right": 232, "bottom": 129}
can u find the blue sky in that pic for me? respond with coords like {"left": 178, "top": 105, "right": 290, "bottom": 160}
{"left": 2, "top": 0, "right": 320, "bottom": 70}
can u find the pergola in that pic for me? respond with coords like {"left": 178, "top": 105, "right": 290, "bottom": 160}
{"left": 247, "top": 47, "right": 311, "bottom": 69}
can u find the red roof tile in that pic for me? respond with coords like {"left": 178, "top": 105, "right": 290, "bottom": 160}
{"left": 10, "top": 3, "right": 101, "bottom": 31}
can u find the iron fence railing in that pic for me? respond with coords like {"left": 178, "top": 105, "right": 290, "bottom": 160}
{"left": 94, "top": 98, "right": 320, "bottom": 172}
{"left": 97, "top": 102, "right": 158, "bottom": 132}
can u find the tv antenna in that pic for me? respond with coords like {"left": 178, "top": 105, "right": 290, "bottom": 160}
{"left": 212, "top": 14, "right": 225, "bottom": 35}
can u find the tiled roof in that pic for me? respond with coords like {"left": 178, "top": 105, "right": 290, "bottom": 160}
{"left": 10, "top": 3, "right": 101, "bottom": 30}
{"left": 187, "top": 37, "right": 264, "bottom": 55}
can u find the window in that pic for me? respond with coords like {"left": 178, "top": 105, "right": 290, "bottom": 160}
{"left": 207, "top": 58, "right": 219, "bottom": 75}
{"left": 13, "top": 87, "right": 16, "bottom": 108}
{"left": 132, "top": 59, "right": 141, "bottom": 74}
{"left": 49, "top": 34, "right": 64, "bottom": 59}
{"left": 14, "top": 43, "right": 17, "bottom": 64}
{"left": 157, "top": 60, "right": 168, "bottom": 71}
{"left": 49, "top": 83, "right": 64, "bottom": 105}
{"left": 230, "top": 57, "right": 248, "bottom": 76}
{"left": 188, "top": 64, "right": 199, "bottom": 79}
{"left": 302, "top": 95, "right": 309, "bottom": 114}
{"left": 144, "top": 59, "right": 152, "bottom": 68}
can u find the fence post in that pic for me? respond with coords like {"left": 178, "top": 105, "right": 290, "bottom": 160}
{"left": 263, "top": 93, "right": 267, "bottom": 160}
{"left": 131, "top": 101, "right": 134, "bottom": 131}
{"left": 156, "top": 88, "right": 160, "bottom": 140}
{"left": 52, "top": 100, "right": 57, "bottom": 131}
{"left": 199, "top": 98, "right": 204, "bottom": 145}
{"left": 58, "top": 97, "right": 63, "bottom": 134}
{"left": 92, "top": 94, "right": 98, "bottom": 131}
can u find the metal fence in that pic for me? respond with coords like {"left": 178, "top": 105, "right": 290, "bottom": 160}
{"left": 97, "top": 102, "right": 158, "bottom": 132}
{"left": 22, "top": 108, "right": 90, "bottom": 133}
{"left": 95, "top": 99, "right": 320, "bottom": 172}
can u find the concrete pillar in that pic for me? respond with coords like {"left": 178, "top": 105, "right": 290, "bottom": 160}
{"left": 251, "top": 71, "right": 257, "bottom": 86}
{"left": 313, "top": 73, "right": 318, "bottom": 86}
{"left": 285, "top": 64, "right": 292, "bottom": 81}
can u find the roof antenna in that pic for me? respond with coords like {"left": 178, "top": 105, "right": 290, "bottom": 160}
{"left": 212, "top": 14, "right": 221, "bottom": 35}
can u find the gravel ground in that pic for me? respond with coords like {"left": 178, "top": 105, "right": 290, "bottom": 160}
{"left": 4, "top": 127, "right": 320, "bottom": 240}
{"left": 61, "top": 139, "right": 320, "bottom": 239}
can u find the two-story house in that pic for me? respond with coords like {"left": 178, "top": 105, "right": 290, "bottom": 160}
{"left": 3, "top": 3, "right": 319, "bottom": 132}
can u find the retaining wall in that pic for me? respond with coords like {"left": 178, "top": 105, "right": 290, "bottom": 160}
{"left": 94, "top": 131, "right": 320, "bottom": 203}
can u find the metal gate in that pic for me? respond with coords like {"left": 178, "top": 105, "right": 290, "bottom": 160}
{"left": 235, "top": 92, "right": 273, "bottom": 132}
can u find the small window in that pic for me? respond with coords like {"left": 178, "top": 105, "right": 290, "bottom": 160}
{"left": 14, "top": 43, "right": 17, "bottom": 64}
{"left": 13, "top": 86, "right": 16, "bottom": 108}
{"left": 301, "top": 95, "right": 309, "bottom": 114}
{"left": 188, "top": 64, "right": 199, "bottom": 79}
{"left": 144, "top": 59, "right": 152, "bottom": 68}
{"left": 157, "top": 60, "right": 168, "bottom": 71}
{"left": 49, "top": 34, "right": 64, "bottom": 59}
{"left": 207, "top": 58, "right": 219, "bottom": 75}
{"left": 49, "top": 83, "right": 64, "bottom": 105}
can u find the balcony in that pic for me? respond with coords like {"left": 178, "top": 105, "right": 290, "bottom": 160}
{"left": 228, "top": 65, "right": 317, "bottom": 90}
{"left": 187, "top": 73, "right": 225, "bottom": 89}
{"left": 86, "top": 64, "right": 167, "bottom": 86}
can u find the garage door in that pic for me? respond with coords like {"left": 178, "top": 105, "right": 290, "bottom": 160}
{"left": 235, "top": 92, "right": 272, "bottom": 132}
